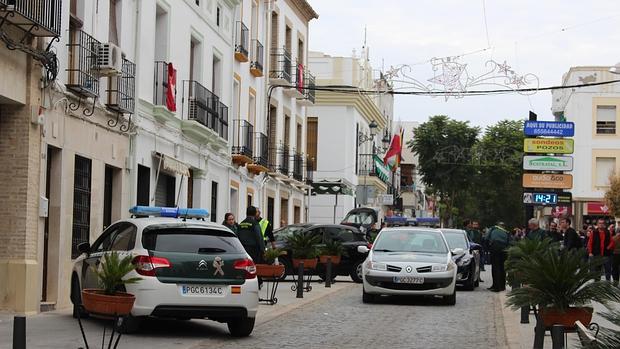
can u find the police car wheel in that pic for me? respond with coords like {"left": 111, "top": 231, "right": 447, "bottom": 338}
{"left": 228, "top": 317, "right": 255, "bottom": 337}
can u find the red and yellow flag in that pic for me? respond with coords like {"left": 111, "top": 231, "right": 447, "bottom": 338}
{"left": 383, "top": 128, "right": 404, "bottom": 172}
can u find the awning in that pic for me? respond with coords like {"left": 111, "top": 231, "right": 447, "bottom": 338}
{"left": 154, "top": 152, "right": 190, "bottom": 177}
{"left": 311, "top": 179, "right": 354, "bottom": 195}
{"left": 373, "top": 155, "right": 391, "bottom": 183}
{"left": 587, "top": 202, "right": 610, "bottom": 215}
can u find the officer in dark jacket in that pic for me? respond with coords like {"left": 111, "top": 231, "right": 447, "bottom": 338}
{"left": 559, "top": 217, "right": 582, "bottom": 250}
{"left": 237, "top": 206, "right": 265, "bottom": 264}
{"left": 486, "top": 222, "right": 510, "bottom": 292}
{"left": 526, "top": 218, "right": 549, "bottom": 241}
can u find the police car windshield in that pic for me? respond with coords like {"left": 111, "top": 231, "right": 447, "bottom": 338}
{"left": 142, "top": 228, "right": 245, "bottom": 254}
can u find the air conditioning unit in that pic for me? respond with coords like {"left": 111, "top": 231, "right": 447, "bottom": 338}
{"left": 188, "top": 98, "right": 206, "bottom": 122}
{"left": 95, "top": 43, "right": 123, "bottom": 76}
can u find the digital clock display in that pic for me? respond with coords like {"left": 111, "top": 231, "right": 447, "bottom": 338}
{"left": 533, "top": 193, "right": 558, "bottom": 204}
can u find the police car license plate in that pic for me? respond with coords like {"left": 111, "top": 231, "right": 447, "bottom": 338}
{"left": 180, "top": 285, "right": 226, "bottom": 296}
{"left": 393, "top": 276, "right": 424, "bottom": 284}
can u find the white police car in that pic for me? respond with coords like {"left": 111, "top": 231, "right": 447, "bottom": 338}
{"left": 70, "top": 206, "right": 259, "bottom": 337}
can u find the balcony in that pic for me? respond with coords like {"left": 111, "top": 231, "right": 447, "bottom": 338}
{"left": 106, "top": 57, "right": 136, "bottom": 115}
{"left": 250, "top": 39, "right": 264, "bottom": 77}
{"left": 284, "top": 61, "right": 305, "bottom": 98}
{"left": 0, "top": 0, "right": 62, "bottom": 37}
{"left": 358, "top": 154, "right": 390, "bottom": 184}
{"left": 297, "top": 70, "right": 315, "bottom": 106}
{"left": 66, "top": 30, "right": 100, "bottom": 98}
{"left": 269, "top": 143, "right": 290, "bottom": 178}
{"left": 234, "top": 21, "right": 249, "bottom": 62}
{"left": 269, "top": 47, "right": 292, "bottom": 85}
{"left": 292, "top": 151, "right": 304, "bottom": 182}
{"left": 182, "top": 80, "right": 228, "bottom": 141}
{"left": 232, "top": 119, "right": 254, "bottom": 166}
{"left": 248, "top": 132, "right": 269, "bottom": 175}
{"left": 305, "top": 156, "right": 314, "bottom": 185}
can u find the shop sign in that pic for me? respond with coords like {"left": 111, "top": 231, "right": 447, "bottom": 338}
{"left": 524, "top": 121, "right": 575, "bottom": 137}
{"left": 523, "top": 155, "right": 573, "bottom": 171}
{"left": 523, "top": 138, "right": 574, "bottom": 154}
{"left": 522, "top": 173, "right": 573, "bottom": 189}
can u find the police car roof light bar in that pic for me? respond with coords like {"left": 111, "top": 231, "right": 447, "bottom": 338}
{"left": 129, "top": 206, "right": 210, "bottom": 219}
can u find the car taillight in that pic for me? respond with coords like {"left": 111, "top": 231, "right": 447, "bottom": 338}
{"left": 234, "top": 259, "right": 257, "bottom": 279}
{"left": 133, "top": 255, "right": 171, "bottom": 276}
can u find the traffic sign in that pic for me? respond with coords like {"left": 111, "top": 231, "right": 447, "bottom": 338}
{"left": 523, "top": 191, "right": 572, "bottom": 206}
{"left": 523, "top": 155, "right": 573, "bottom": 171}
{"left": 524, "top": 121, "right": 575, "bottom": 137}
{"left": 522, "top": 173, "right": 573, "bottom": 189}
{"left": 523, "top": 138, "right": 574, "bottom": 154}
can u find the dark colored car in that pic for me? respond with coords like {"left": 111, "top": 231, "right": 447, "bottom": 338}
{"left": 441, "top": 229, "right": 481, "bottom": 291}
{"left": 273, "top": 224, "right": 370, "bottom": 283}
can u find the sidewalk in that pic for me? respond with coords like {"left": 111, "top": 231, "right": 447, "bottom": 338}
{"left": 0, "top": 277, "right": 355, "bottom": 349}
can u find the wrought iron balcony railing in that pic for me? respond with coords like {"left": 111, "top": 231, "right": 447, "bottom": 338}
{"left": 357, "top": 154, "right": 377, "bottom": 177}
{"left": 254, "top": 132, "right": 269, "bottom": 168}
{"left": 305, "top": 156, "right": 314, "bottom": 184}
{"left": 0, "top": 0, "right": 62, "bottom": 37}
{"left": 153, "top": 61, "right": 173, "bottom": 107}
{"left": 292, "top": 151, "right": 304, "bottom": 182}
{"left": 232, "top": 119, "right": 254, "bottom": 159}
{"left": 276, "top": 144, "right": 290, "bottom": 175}
{"left": 234, "top": 21, "right": 249, "bottom": 62}
{"left": 250, "top": 39, "right": 264, "bottom": 76}
{"left": 305, "top": 71, "right": 316, "bottom": 103}
{"left": 269, "top": 47, "right": 292, "bottom": 83}
{"left": 183, "top": 80, "right": 228, "bottom": 140}
{"left": 106, "top": 57, "right": 136, "bottom": 114}
{"left": 66, "top": 29, "right": 100, "bottom": 98}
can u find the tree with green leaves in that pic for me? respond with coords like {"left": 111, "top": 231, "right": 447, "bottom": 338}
{"left": 408, "top": 115, "right": 479, "bottom": 226}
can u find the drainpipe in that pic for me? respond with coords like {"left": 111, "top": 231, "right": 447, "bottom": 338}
{"left": 127, "top": 0, "right": 142, "bottom": 209}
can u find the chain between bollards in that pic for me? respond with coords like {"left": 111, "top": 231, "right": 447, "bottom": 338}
{"left": 296, "top": 261, "right": 304, "bottom": 298}
{"left": 13, "top": 316, "right": 26, "bottom": 349}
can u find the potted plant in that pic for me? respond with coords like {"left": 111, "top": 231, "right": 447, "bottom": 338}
{"left": 505, "top": 238, "right": 555, "bottom": 286}
{"left": 256, "top": 248, "right": 286, "bottom": 278}
{"left": 286, "top": 232, "right": 321, "bottom": 270}
{"left": 319, "top": 240, "right": 344, "bottom": 265}
{"left": 81, "top": 252, "right": 142, "bottom": 316}
{"left": 505, "top": 245, "right": 620, "bottom": 328}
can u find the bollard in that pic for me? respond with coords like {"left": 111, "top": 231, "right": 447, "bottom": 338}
{"left": 296, "top": 261, "right": 304, "bottom": 298}
{"left": 533, "top": 314, "right": 545, "bottom": 349}
{"left": 13, "top": 316, "right": 26, "bottom": 349}
{"left": 520, "top": 306, "right": 530, "bottom": 324}
{"left": 551, "top": 325, "right": 565, "bottom": 349}
{"left": 325, "top": 257, "right": 332, "bottom": 288}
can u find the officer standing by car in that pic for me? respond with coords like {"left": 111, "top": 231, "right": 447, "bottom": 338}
{"left": 256, "top": 208, "right": 276, "bottom": 249}
{"left": 486, "top": 222, "right": 510, "bottom": 292}
{"left": 237, "top": 206, "right": 265, "bottom": 264}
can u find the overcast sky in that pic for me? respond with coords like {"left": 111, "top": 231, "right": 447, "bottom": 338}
{"left": 307, "top": 0, "right": 620, "bottom": 128}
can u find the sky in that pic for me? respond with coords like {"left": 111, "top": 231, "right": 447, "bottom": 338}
{"left": 307, "top": 0, "right": 620, "bottom": 128}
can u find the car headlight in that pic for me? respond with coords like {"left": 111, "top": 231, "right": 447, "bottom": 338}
{"left": 366, "top": 260, "right": 387, "bottom": 271}
{"left": 447, "top": 261, "right": 456, "bottom": 271}
{"left": 431, "top": 264, "right": 447, "bottom": 272}
{"left": 457, "top": 256, "right": 471, "bottom": 267}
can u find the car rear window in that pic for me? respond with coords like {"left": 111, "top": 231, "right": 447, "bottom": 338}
{"left": 142, "top": 228, "right": 245, "bottom": 254}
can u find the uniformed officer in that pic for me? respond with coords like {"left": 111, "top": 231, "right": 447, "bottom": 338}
{"left": 256, "top": 208, "right": 276, "bottom": 249}
{"left": 237, "top": 206, "right": 265, "bottom": 264}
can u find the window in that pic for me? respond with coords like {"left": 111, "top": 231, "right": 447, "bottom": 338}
{"left": 154, "top": 5, "right": 169, "bottom": 61}
{"left": 247, "top": 194, "right": 253, "bottom": 208}
{"left": 216, "top": 6, "right": 221, "bottom": 27}
{"left": 103, "top": 166, "right": 114, "bottom": 229}
{"left": 306, "top": 117, "right": 318, "bottom": 169}
{"left": 211, "top": 181, "right": 218, "bottom": 222}
{"left": 296, "top": 123, "right": 302, "bottom": 151}
{"left": 280, "top": 198, "right": 289, "bottom": 226}
{"left": 190, "top": 37, "right": 202, "bottom": 82}
{"left": 72, "top": 155, "right": 92, "bottom": 258}
{"left": 596, "top": 106, "right": 616, "bottom": 134}
{"left": 285, "top": 25, "right": 292, "bottom": 52}
{"left": 108, "top": 0, "right": 121, "bottom": 46}
{"left": 595, "top": 157, "right": 616, "bottom": 187}
{"left": 142, "top": 228, "right": 245, "bottom": 253}
{"left": 155, "top": 173, "right": 175, "bottom": 207}
{"left": 294, "top": 205, "right": 300, "bottom": 224}
{"left": 212, "top": 55, "right": 222, "bottom": 96}
{"left": 92, "top": 224, "right": 119, "bottom": 253}
{"left": 297, "top": 38, "right": 304, "bottom": 64}
{"left": 110, "top": 225, "right": 137, "bottom": 251}
{"left": 233, "top": 80, "right": 240, "bottom": 120}
{"left": 284, "top": 115, "right": 290, "bottom": 146}
{"left": 268, "top": 105, "right": 277, "bottom": 166}
{"left": 136, "top": 165, "right": 150, "bottom": 205}
{"left": 267, "top": 197, "right": 275, "bottom": 225}
{"left": 230, "top": 187, "right": 238, "bottom": 219}
{"left": 251, "top": 1, "right": 258, "bottom": 39}
{"left": 249, "top": 93, "right": 256, "bottom": 126}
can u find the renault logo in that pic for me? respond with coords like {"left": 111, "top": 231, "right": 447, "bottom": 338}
{"left": 405, "top": 266, "right": 413, "bottom": 273}
{"left": 197, "top": 259, "right": 208, "bottom": 270}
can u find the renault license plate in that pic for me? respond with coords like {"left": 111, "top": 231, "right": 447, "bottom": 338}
{"left": 393, "top": 276, "right": 424, "bottom": 284}
{"left": 180, "top": 285, "right": 226, "bottom": 296}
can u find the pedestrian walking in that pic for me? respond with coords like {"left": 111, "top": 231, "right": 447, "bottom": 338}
{"left": 237, "top": 206, "right": 265, "bottom": 264}
{"left": 255, "top": 208, "right": 276, "bottom": 249}
{"left": 612, "top": 230, "right": 620, "bottom": 286}
{"left": 222, "top": 212, "right": 239, "bottom": 234}
{"left": 486, "top": 222, "right": 510, "bottom": 292}
{"left": 559, "top": 217, "right": 582, "bottom": 251}
{"left": 588, "top": 218, "right": 615, "bottom": 281}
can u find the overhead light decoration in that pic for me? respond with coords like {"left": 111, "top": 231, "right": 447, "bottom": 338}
{"left": 382, "top": 56, "right": 539, "bottom": 101}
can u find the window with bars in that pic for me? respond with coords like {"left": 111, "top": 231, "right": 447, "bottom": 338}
{"left": 596, "top": 106, "right": 616, "bottom": 135}
{"left": 72, "top": 155, "right": 92, "bottom": 258}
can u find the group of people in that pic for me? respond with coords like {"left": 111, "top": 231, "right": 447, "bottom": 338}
{"left": 221, "top": 206, "right": 276, "bottom": 264}
{"left": 467, "top": 217, "right": 620, "bottom": 293}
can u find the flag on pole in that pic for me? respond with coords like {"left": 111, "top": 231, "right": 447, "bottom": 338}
{"left": 166, "top": 63, "right": 177, "bottom": 112}
{"left": 383, "top": 127, "right": 404, "bottom": 172}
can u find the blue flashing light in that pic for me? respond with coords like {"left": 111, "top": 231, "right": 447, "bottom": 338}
{"left": 129, "top": 206, "right": 210, "bottom": 219}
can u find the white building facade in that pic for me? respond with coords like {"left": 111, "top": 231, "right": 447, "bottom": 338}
{"left": 551, "top": 66, "right": 620, "bottom": 228}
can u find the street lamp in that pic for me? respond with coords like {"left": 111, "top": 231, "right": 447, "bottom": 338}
{"left": 358, "top": 120, "right": 378, "bottom": 145}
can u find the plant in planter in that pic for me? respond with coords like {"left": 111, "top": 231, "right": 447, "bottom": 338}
{"left": 286, "top": 232, "right": 321, "bottom": 270}
{"left": 256, "top": 248, "right": 286, "bottom": 278}
{"left": 319, "top": 240, "right": 344, "bottom": 265}
{"left": 505, "top": 238, "right": 555, "bottom": 285}
{"left": 506, "top": 246, "right": 620, "bottom": 328}
{"left": 81, "top": 252, "right": 142, "bottom": 316}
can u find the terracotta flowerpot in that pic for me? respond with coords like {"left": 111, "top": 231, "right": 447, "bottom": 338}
{"left": 81, "top": 289, "right": 135, "bottom": 316}
{"left": 256, "top": 264, "right": 285, "bottom": 278}
{"left": 540, "top": 306, "right": 593, "bottom": 328}
{"left": 292, "top": 258, "right": 318, "bottom": 270}
{"left": 319, "top": 255, "right": 341, "bottom": 265}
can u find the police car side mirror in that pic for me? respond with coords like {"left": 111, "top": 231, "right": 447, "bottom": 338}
{"left": 77, "top": 242, "right": 91, "bottom": 255}
{"left": 357, "top": 245, "right": 370, "bottom": 254}
{"left": 451, "top": 248, "right": 465, "bottom": 256}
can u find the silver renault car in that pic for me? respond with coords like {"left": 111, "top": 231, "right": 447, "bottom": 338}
{"left": 359, "top": 227, "right": 459, "bottom": 305}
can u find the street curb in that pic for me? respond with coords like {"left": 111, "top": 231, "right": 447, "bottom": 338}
{"left": 499, "top": 290, "right": 526, "bottom": 349}
{"left": 493, "top": 291, "right": 510, "bottom": 349}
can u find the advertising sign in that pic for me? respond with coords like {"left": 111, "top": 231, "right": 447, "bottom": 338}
{"left": 523, "top": 138, "right": 574, "bottom": 154}
{"left": 522, "top": 173, "right": 573, "bottom": 189}
{"left": 524, "top": 121, "right": 575, "bottom": 137}
{"left": 523, "top": 155, "right": 573, "bottom": 171}
{"left": 523, "top": 191, "right": 572, "bottom": 206}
